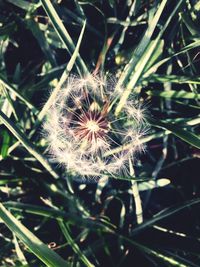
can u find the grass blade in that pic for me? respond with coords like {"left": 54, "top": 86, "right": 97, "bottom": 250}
{"left": 0, "top": 74, "right": 37, "bottom": 111}
{"left": 116, "top": 0, "right": 168, "bottom": 88}
{"left": 131, "top": 198, "right": 200, "bottom": 235}
{"left": 41, "top": 0, "right": 88, "bottom": 75}
{"left": 146, "top": 89, "right": 200, "bottom": 99}
{"left": 0, "top": 202, "right": 68, "bottom": 267}
{"left": 0, "top": 110, "right": 59, "bottom": 179}
{"left": 58, "top": 220, "right": 95, "bottom": 267}
{"left": 38, "top": 20, "right": 86, "bottom": 122}
{"left": 115, "top": 0, "right": 184, "bottom": 115}
{"left": 4, "top": 201, "right": 113, "bottom": 231}
{"left": 150, "top": 119, "right": 200, "bottom": 149}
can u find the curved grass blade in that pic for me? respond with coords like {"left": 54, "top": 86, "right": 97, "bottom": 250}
{"left": 131, "top": 198, "right": 200, "bottom": 235}
{"left": 0, "top": 202, "right": 68, "bottom": 267}
{"left": 0, "top": 110, "right": 59, "bottom": 179}
{"left": 149, "top": 119, "right": 200, "bottom": 149}
{"left": 4, "top": 201, "right": 114, "bottom": 231}
{"left": 143, "top": 39, "right": 200, "bottom": 78}
{"left": 117, "top": 233, "right": 193, "bottom": 267}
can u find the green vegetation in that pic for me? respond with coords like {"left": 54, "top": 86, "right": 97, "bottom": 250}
{"left": 0, "top": 0, "right": 200, "bottom": 266}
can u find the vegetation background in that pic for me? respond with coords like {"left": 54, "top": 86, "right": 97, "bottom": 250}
{"left": 0, "top": 0, "right": 200, "bottom": 266}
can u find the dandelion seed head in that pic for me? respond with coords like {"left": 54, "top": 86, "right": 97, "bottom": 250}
{"left": 43, "top": 74, "right": 148, "bottom": 181}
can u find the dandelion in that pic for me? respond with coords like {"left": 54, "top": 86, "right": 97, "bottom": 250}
{"left": 43, "top": 74, "right": 148, "bottom": 181}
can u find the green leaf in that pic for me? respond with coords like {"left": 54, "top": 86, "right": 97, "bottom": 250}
{"left": 0, "top": 202, "right": 68, "bottom": 267}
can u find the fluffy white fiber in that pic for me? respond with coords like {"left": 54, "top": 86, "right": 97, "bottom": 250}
{"left": 43, "top": 74, "right": 148, "bottom": 180}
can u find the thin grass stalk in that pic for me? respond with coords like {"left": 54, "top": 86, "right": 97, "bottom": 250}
{"left": 58, "top": 220, "right": 95, "bottom": 267}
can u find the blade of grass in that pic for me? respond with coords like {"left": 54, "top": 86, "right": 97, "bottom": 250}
{"left": 171, "top": 100, "right": 200, "bottom": 110}
{"left": 131, "top": 198, "right": 200, "bottom": 235}
{"left": 1, "top": 86, "right": 18, "bottom": 120}
{"left": 6, "top": 0, "right": 40, "bottom": 11}
{"left": 129, "top": 158, "right": 143, "bottom": 224}
{"left": 13, "top": 234, "right": 28, "bottom": 266}
{"left": 26, "top": 17, "right": 57, "bottom": 67}
{"left": 0, "top": 141, "right": 20, "bottom": 161}
{"left": 38, "top": 20, "right": 86, "bottom": 122}
{"left": 104, "top": 131, "right": 169, "bottom": 157}
{"left": 115, "top": 0, "right": 184, "bottom": 116}
{"left": 0, "top": 74, "right": 37, "bottom": 112}
{"left": 41, "top": 0, "right": 88, "bottom": 75}
{"left": 149, "top": 119, "right": 200, "bottom": 149}
{"left": 4, "top": 201, "right": 114, "bottom": 231}
{"left": 58, "top": 220, "right": 95, "bottom": 267}
{"left": 116, "top": 0, "right": 168, "bottom": 89}
{"left": 161, "top": 117, "right": 200, "bottom": 126}
{"left": 147, "top": 74, "right": 200, "bottom": 84}
{"left": 0, "top": 202, "right": 68, "bottom": 267}
{"left": 0, "top": 130, "right": 11, "bottom": 159}
{"left": 146, "top": 89, "right": 200, "bottom": 99}
{"left": 0, "top": 110, "right": 59, "bottom": 179}
{"left": 143, "top": 39, "right": 200, "bottom": 78}
{"left": 121, "top": 235, "right": 189, "bottom": 267}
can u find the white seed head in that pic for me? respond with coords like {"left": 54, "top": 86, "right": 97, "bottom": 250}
{"left": 43, "top": 74, "right": 148, "bottom": 181}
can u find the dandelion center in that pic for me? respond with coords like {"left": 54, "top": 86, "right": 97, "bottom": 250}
{"left": 74, "top": 111, "right": 108, "bottom": 144}
{"left": 86, "top": 120, "right": 100, "bottom": 132}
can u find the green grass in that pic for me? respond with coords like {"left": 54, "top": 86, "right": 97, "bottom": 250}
{"left": 0, "top": 0, "right": 200, "bottom": 266}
